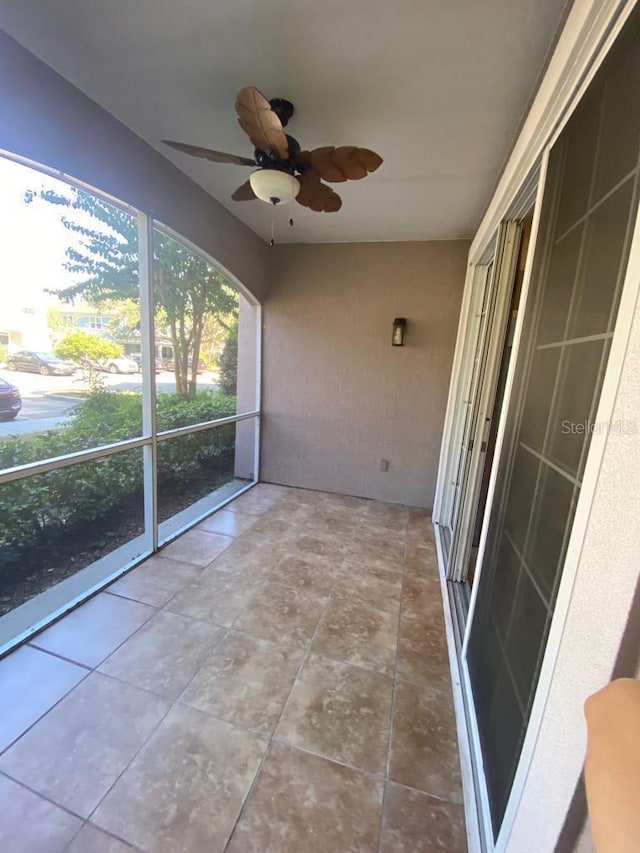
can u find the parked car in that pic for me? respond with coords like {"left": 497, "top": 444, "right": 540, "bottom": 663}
{"left": 0, "top": 375, "right": 22, "bottom": 421}
{"left": 6, "top": 351, "right": 76, "bottom": 376}
{"left": 101, "top": 356, "right": 138, "bottom": 374}
{"left": 130, "top": 354, "right": 162, "bottom": 373}
{"left": 162, "top": 357, "right": 204, "bottom": 374}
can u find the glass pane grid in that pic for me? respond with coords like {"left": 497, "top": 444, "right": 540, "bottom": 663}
{"left": 501, "top": 529, "right": 551, "bottom": 612}
{"left": 488, "top": 611, "right": 527, "bottom": 717}
{"left": 552, "top": 168, "right": 637, "bottom": 247}
{"left": 535, "top": 331, "right": 612, "bottom": 351}
{"left": 517, "top": 442, "right": 579, "bottom": 488}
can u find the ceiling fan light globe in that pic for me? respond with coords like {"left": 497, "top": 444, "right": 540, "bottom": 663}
{"left": 249, "top": 169, "right": 300, "bottom": 205}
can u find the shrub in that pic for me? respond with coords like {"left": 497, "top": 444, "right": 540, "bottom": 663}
{"left": 155, "top": 390, "right": 236, "bottom": 432}
{"left": 0, "top": 388, "right": 238, "bottom": 565}
{"left": 155, "top": 391, "right": 236, "bottom": 483}
{"left": 54, "top": 330, "right": 122, "bottom": 364}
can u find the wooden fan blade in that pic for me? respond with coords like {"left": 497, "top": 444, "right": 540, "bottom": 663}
{"left": 231, "top": 180, "right": 257, "bottom": 201}
{"left": 296, "top": 171, "right": 342, "bottom": 212}
{"left": 162, "top": 140, "right": 256, "bottom": 166}
{"left": 235, "top": 86, "right": 289, "bottom": 159}
{"left": 295, "top": 146, "right": 382, "bottom": 182}
{"left": 314, "top": 190, "right": 342, "bottom": 212}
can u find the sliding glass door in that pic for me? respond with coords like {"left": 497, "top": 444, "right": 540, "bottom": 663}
{"left": 464, "top": 13, "right": 640, "bottom": 838}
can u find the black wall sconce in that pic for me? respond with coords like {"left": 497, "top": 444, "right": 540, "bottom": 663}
{"left": 392, "top": 317, "right": 407, "bottom": 346}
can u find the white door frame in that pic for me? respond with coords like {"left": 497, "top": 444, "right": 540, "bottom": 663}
{"left": 436, "top": 262, "right": 493, "bottom": 544}
{"left": 447, "top": 221, "right": 522, "bottom": 583}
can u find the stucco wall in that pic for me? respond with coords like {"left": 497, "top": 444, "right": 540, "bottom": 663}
{"left": 0, "top": 30, "right": 270, "bottom": 302}
{"left": 261, "top": 241, "right": 469, "bottom": 508}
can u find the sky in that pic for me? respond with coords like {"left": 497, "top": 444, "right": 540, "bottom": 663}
{"left": 0, "top": 156, "right": 86, "bottom": 313}
{"left": 0, "top": 154, "right": 235, "bottom": 342}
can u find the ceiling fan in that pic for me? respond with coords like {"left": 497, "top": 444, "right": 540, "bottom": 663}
{"left": 163, "top": 86, "right": 383, "bottom": 213}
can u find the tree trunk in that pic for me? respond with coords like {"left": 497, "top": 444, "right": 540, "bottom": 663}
{"left": 189, "top": 311, "right": 205, "bottom": 401}
{"left": 169, "top": 321, "right": 187, "bottom": 397}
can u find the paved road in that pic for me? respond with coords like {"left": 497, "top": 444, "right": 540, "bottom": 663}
{"left": 0, "top": 368, "right": 219, "bottom": 439}
{"left": 0, "top": 394, "right": 80, "bottom": 438}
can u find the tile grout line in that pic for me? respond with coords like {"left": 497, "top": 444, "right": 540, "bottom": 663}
{"left": 222, "top": 518, "right": 358, "bottom": 851}
{"left": 267, "top": 736, "right": 388, "bottom": 783}
{"left": 78, "top": 526, "right": 282, "bottom": 837}
{"left": 385, "top": 774, "right": 466, "bottom": 807}
{"left": 62, "top": 817, "right": 146, "bottom": 853}
{"left": 0, "top": 770, "right": 89, "bottom": 823}
{"left": 0, "top": 663, "right": 93, "bottom": 760}
{"left": 1, "top": 771, "right": 143, "bottom": 851}
{"left": 83, "top": 550, "right": 288, "bottom": 835}
{"left": 165, "top": 547, "right": 403, "bottom": 698}
{"left": 29, "top": 592, "right": 160, "bottom": 673}
{"left": 61, "top": 820, "right": 85, "bottom": 853}
{"left": 225, "top": 505, "right": 460, "bottom": 837}
{"left": 83, "top": 691, "right": 173, "bottom": 832}
{"left": 222, "top": 739, "right": 274, "bottom": 853}
{"left": 22, "top": 644, "right": 94, "bottom": 673}
{"left": 0, "top": 771, "right": 142, "bottom": 853}
{"left": 289, "top": 647, "right": 395, "bottom": 681}
{"left": 1, "top": 490, "right": 449, "bottom": 851}
{"left": 155, "top": 505, "right": 324, "bottom": 851}
{"left": 83, "top": 499, "right": 307, "bottom": 838}
{"left": 377, "top": 533, "right": 408, "bottom": 853}
{"left": 2, "top": 593, "right": 176, "bottom": 793}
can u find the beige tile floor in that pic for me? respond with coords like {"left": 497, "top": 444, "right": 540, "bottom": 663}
{"left": 0, "top": 484, "right": 466, "bottom": 853}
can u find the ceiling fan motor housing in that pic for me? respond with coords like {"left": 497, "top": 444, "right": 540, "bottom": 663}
{"left": 269, "top": 97, "right": 294, "bottom": 127}
{"left": 254, "top": 134, "right": 301, "bottom": 174}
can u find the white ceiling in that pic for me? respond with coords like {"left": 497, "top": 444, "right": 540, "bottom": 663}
{"left": 0, "top": 0, "right": 567, "bottom": 244}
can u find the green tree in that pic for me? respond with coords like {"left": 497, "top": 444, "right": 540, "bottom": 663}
{"left": 199, "top": 304, "right": 241, "bottom": 373}
{"left": 25, "top": 187, "right": 239, "bottom": 399}
{"left": 46, "top": 307, "right": 69, "bottom": 335}
{"left": 54, "top": 330, "right": 122, "bottom": 364}
{"left": 218, "top": 323, "right": 238, "bottom": 395}
{"left": 104, "top": 298, "right": 141, "bottom": 340}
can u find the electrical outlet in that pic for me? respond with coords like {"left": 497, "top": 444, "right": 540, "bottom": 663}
{"left": 379, "top": 459, "right": 389, "bottom": 472}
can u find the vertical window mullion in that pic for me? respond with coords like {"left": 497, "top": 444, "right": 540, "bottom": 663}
{"left": 138, "top": 212, "right": 158, "bottom": 551}
{"left": 254, "top": 302, "right": 263, "bottom": 483}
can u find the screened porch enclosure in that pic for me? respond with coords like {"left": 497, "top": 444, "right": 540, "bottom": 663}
{"left": 0, "top": 155, "right": 261, "bottom": 656}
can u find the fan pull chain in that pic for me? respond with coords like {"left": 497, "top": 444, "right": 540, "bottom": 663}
{"left": 269, "top": 206, "right": 294, "bottom": 247}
